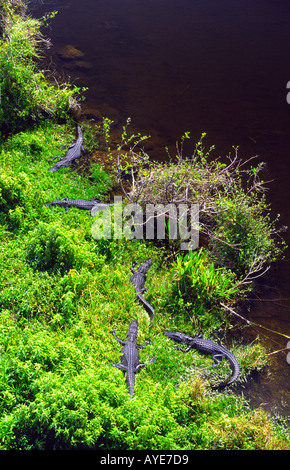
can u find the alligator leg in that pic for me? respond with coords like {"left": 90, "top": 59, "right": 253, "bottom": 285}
{"left": 135, "top": 363, "right": 147, "bottom": 373}
{"left": 174, "top": 346, "right": 191, "bottom": 353}
{"left": 111, "top": 330, "right": 126, "bottom": 345}
{"left": 111, "top": 363, "right": 128, "bottom": 371}
{"left": 135, "top": 356, "right": 156, "bottom": 373}
{"left": 60, "top": 197, "right": 70, "bottom": 213}
{"left": 137, "top": 339, "right": 151, "bottom": 349}
{"left": 130, "top": 261, "right": 137, "bottom": 274}
{"left": 48, "top": 155, "right": 63, "bottom": 162}
{"left": 212, "top": 354, "right": 225, "bottom": 366}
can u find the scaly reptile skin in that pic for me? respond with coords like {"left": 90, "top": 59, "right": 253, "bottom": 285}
{"left": 130, "top": 259, "right": 155, "bottom": 323}
{"left": 112, "top": 320, "right": 156, "bottom": 396}
{"left": 44, "top": 197, "right": 112, "bottom": 216}
{"left": 163, "top": 330, "right": 240, "bottom": 387}
{"left": 48, "top": 125, "right": 85, "bottom": 172}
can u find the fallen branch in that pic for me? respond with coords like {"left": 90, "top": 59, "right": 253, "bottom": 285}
{"left": 220, "top": 302, "right": 290, "bottom": 340}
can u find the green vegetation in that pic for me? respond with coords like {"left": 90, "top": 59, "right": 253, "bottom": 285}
{"left": 0, "top": 0, "right": 83, "bottom": 136}
{"left": 0, "top": 0, "right": 289, "bottom": 450}
{"left": 116, "top": 127, "right": 286, "bottom": 278}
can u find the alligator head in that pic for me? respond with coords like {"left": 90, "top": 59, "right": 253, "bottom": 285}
{"left": 163, "top": 330, "right": 186, "bottom": 344}
{"left": 163, "top": 330, "right": 196, "bottom": 346}
{"left": 138, "top": 259, "right": 153, "bottom": 273}
{"left": 48, "top": 160, "right": 66, "bottom": 172}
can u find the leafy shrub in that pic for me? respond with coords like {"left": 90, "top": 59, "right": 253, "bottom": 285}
{"left": 90, "top": 162, "right": 114, "bottom": 196}
{"left": 209, "top": 190, "right": 285, "bottom": 277}
{"left": 26, "top": 221, "right": 104, "bottom": 275}
{"left": 0, "top": 169, "right": 30, "bottom": 212}
{"left": 174, "top": 249, "right": 238, "bottom": 302}
{"left": 26, "top": 222, "right": 77, "bottom": 274}
{"left": 113, "top": 127, "right": 286, "bottom": 284}
{"left": 165, "top": 249, "right": 238, "bottom": 330}
{"left": 0, "top": 168, "right": 34, "bottom": 230}
{"left": 0, "top": 3, "right": 81, "bottom": 134}
{"left": 0, "top": 352, "right": 287, "bottom": 450}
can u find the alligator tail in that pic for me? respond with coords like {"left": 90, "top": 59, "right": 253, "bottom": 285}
{"left": 212, "top": 354, "right": 240, "bottom": 389}
{"left": 127, "top": 370, "right": 136, "bottom": 397}
{"left": 137, "top": 293, "right": 155, "bottom": 322}
{"left": 227, "top": 355, "right": 241, "bottom": 385}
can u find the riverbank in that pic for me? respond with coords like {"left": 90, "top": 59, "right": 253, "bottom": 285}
{"left": 0, "top": 1, "right": 289, "bottom": 450}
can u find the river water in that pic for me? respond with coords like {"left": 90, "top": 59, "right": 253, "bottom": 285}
{"left": 28, "top": 0, "right": 290, "bottom": 418}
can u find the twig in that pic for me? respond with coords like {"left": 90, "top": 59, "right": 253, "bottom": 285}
{"left": 263, "top": 347, "right": 290, "bottom": 357}
{"left": 220, "top": 302, "right": 290, "bottom": 339}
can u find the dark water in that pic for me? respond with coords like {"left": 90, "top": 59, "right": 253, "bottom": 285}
{"left": 29, "top": 0, "right": 290, "bottom": 417}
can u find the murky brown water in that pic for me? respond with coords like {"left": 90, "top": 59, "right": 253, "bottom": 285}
{"left": 28, "top": 0, "right": 290, "bottom": 417}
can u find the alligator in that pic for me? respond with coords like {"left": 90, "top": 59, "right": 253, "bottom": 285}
{"left": 44, "top": 197, "right": 112, "bottom": 216}
{"left": 48, "top": 124, "right": 86, "bottom": 172}
{"left": 111, "top": 320, "right": 156, "bottom": 397}
{"left": 163, "top": 330, "right": 240, "bottom": 388}
{"left": 130, "top": 259, "right": 155, "bottom": 323}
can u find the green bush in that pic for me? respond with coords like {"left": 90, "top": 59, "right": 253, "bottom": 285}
{"left": 26, "top": 221, "right": 104, "bottom": 275}
{"left": 0, "top": 3, "right": 81, "bottom": 134}
{"left": 26, "top": 223, "right": 78, "bottom": 274}
{"left": 209, "top": 190, "right": 284, "bottom": 275}
{"left": 0, "top": 168, "right": 36, "bottom": 230}
{"left": 117, "top": 128, "right": 286, "bottom": 280}
{"left": 0, "top": 345, "right": 287, "bottom": 450}
{"left": 174, "top": 249, "right": 238, "bottom": 302}
{"left": 0, "top": 169, "right": 30, "bottom": 212}
{"left": 163, "top": 249, "right": 238, "bottom": 330}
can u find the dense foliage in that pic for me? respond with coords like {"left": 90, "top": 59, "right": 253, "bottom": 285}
{"left": 0, "top": 0, "right": 82, "bottom": 136}
{"left": 0, "top": 0, "right": 289, "bottom": 450}
{"left": 112, "top": 123, "right": 286, "bottom": 280}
